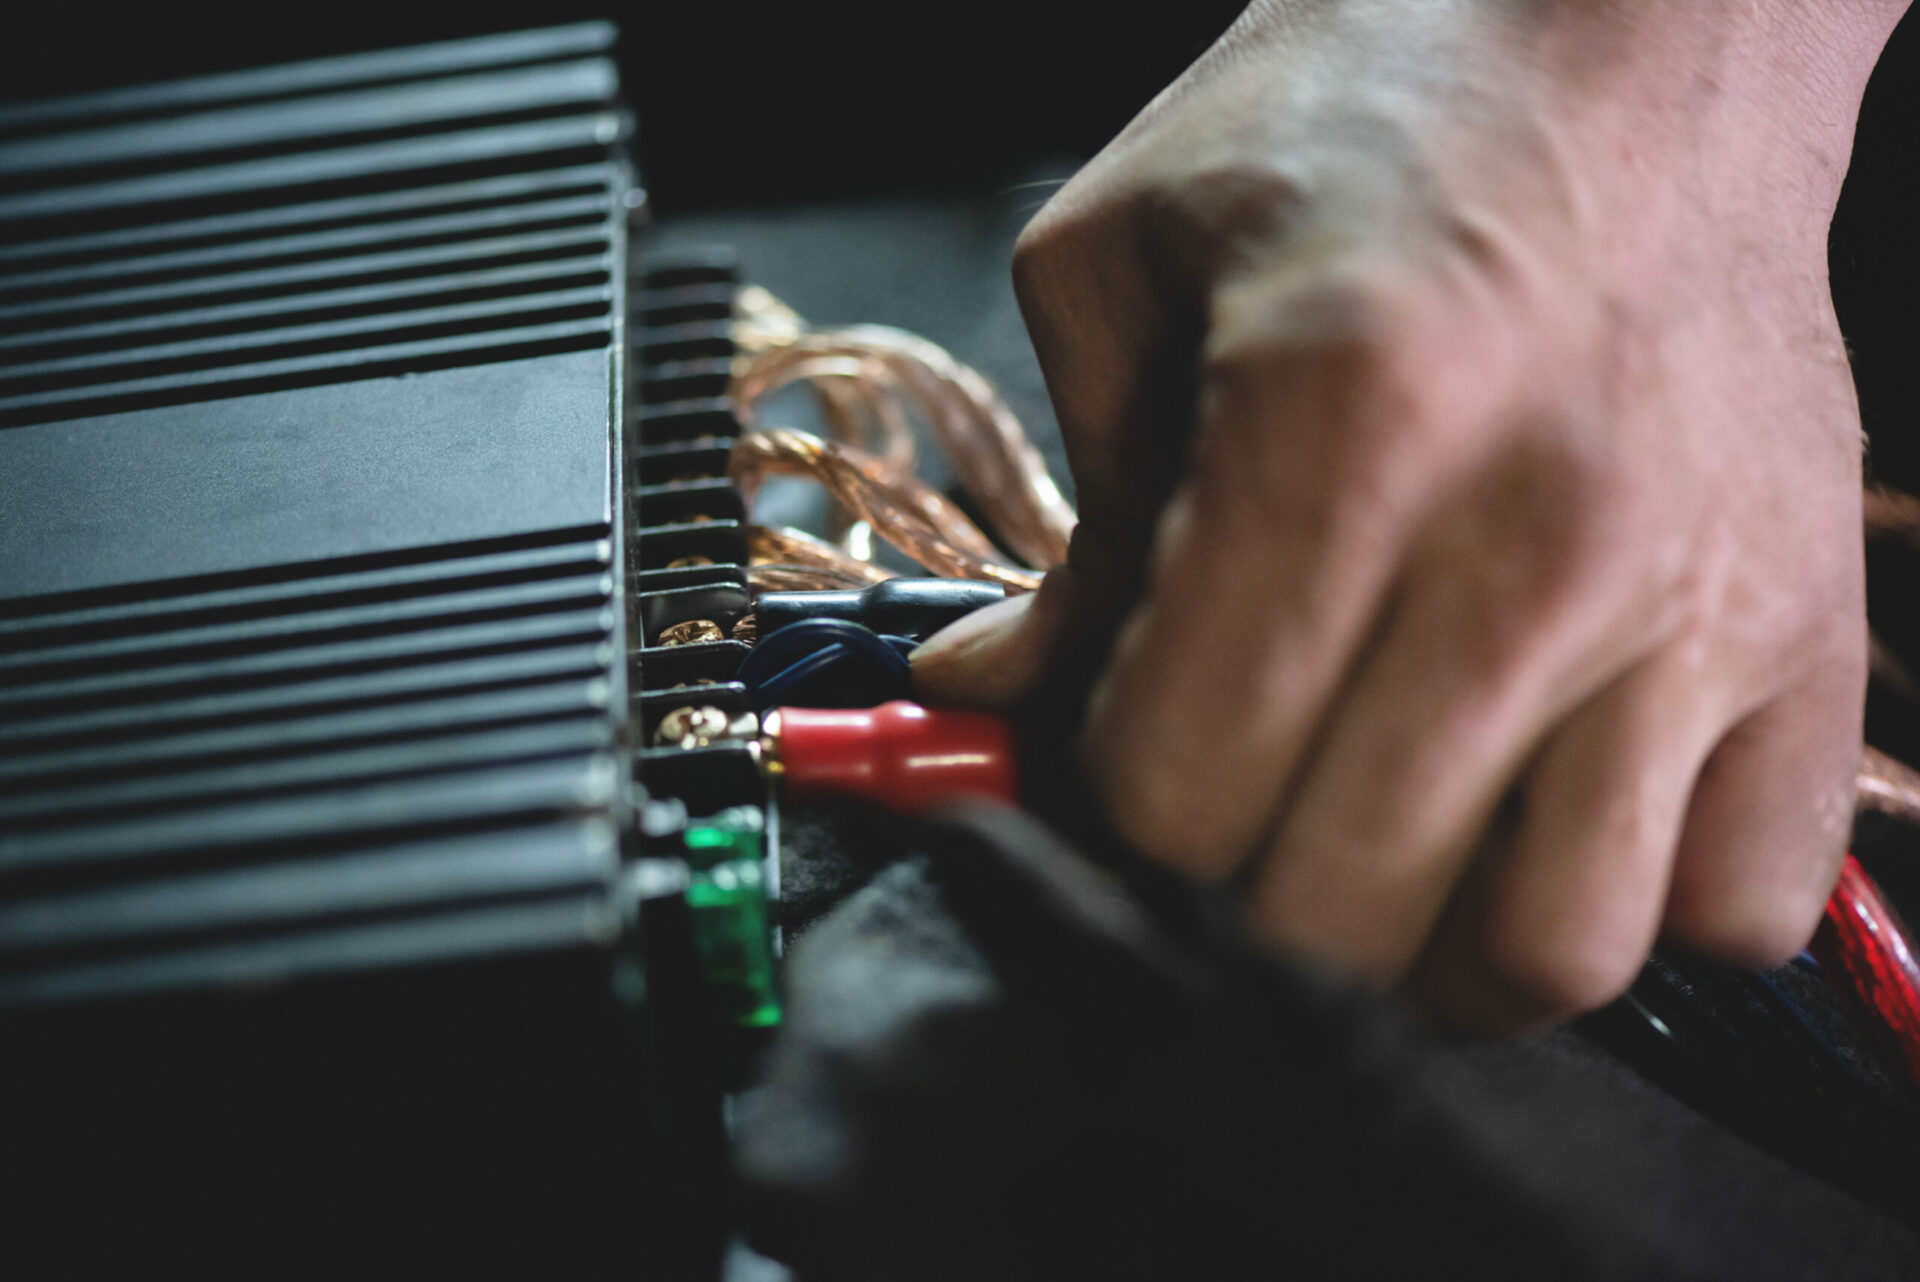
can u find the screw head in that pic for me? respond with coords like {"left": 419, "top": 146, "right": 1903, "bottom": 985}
{"left": 654, "top": 704, "right": 733, "bottom": 747}
{"left": 657, "top": 618, "right": 724, "bottom": 647}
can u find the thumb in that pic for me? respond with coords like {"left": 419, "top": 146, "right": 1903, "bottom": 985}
{"left": 911, "top": 561, "right": 1112, "bottom": 710}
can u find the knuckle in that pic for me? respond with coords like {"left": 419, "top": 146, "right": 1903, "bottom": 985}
{"left": 1190, "top": 313, "right": 1430, "bottom": 539}
{"left": 1077, "top": 674, "right": 1249, "bottom": 876}
{"left": 1482, "top": 442, "right": 1625, "bottom": 589}
{"left": 1668, "top": 730, "right": 1853, "bottom": 968}
{"left": 1421, "top": 445, "right": 1638, "bottom": 674}
{"left": 1138, "top": 163, "right": 1306, "bottom": 278}
{"left": 1010, "top": 214, "right": 1076, "bottom": 319}
{"left": 1010, "top": 207, "right": 1068, "bottom": 288}
{"left": 1475, "top": 910, "right": 1643, "bottom": 1017}
{"left": 1011, "top": 183, "right": 1122, "bottom": 314}
{"left": 1668, "top": 887, "right": 1827, "bottom": 970}
{"left": 1674, "top": 821, "right": 1835, "bottom": 959}
{"left": 1205, "top": 271, "right": 1401, "bottom": 370}
{"left": 1666, "top": 835, "right": 1840, "bottom": 968}
{"left": 1092, "top": 750, "right": 1235, "bottom": 874}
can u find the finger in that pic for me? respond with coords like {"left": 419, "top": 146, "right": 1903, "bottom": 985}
{"left": 1081, "top": 270, "right": 1531, "bottom": 876}
{"left": 1243, "top": 455, "right": 1645, "bottom": 985}
{"left": 925, "top": 185, "right": 1281, "bottom": 720}
{"left": 1408, "top": 648, "right": 1728, "bottom": 1032}
{"left": 1664, "top": 629, "right": 1866, "bottom": 967}
{"left": 1013, "top": 203, "right": 1200, "bottom": 571}
{"left": 910, "top": 560, "right": 1108, "bottom": 711}
{"left": 1078, "top": 310, "right": 1453, "bottom": 875}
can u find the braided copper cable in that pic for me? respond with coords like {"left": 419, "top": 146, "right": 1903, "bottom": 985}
{"left": 732, "top": 296, "right": 1074, "bottom": 571}
{"left": 747, "top": 523, "right": 894, "bottom": 588}
{"left": 1858, "top": 745, "right": 1920, "bottom": 828}
{"left": 731, "top": 429, "right": 1042, "bottom": 591}
{"left": 748, "top": 564, "right": 882, "bottom": 593}
{"left": 738, "top": 348, "right": 920, "bottom": 473}
{"left": 747, "top": 328, "right": 1074, "bottom": 570}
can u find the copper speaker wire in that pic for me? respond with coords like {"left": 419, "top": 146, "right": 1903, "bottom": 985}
{"left": 739, "top": 350, "right": 921, "bottom": 560}
{"left": 731, "top": 429, "right": 1042, "bottom": 591}
{"left": 1858, "top": 745, "right": 1920, "bottom": 829}
{"left": 741, "top": 329, "right": 1073, "bottom": 570}
{"left": 731, "top": 290, "right": 1074, "bottom": 571}
{"left": 806, "top": 324, "right": 1075, "bottom": 569}
{"left": 732, "top": 284, "right": 808, "bottom": 356}
{"left": 748, "top": 563, "right": 885, "bottom": 593}
{"left": 747, "top": 523, "right": 895, "bottom": 586}
{"left": 738, "top": 347, "right": 920, "bottom": 473}
{"left": 733, "top": 428, "right": 1004, "bottom": 564}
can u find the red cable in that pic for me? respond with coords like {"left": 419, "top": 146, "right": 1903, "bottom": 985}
{"left": 770, "top": 700, "right": 1920, "bottom": 1089}
{"left": 1813, "top": 853, "right": 1920, "bottom": 1090}
{"left": 770, "top": 700, "right": 1018, "bottom": 811}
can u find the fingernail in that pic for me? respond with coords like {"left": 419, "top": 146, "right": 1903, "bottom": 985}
{"left": 909, "top": 591, "right": 1035, "bottom": 669}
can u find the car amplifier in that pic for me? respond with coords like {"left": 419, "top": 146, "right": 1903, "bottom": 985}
{"left": 0, "top": 24, "right": 747, "bottom": 1277}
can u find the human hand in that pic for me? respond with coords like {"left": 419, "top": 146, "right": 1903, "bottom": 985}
{"left": 913, "top": 0, "right": 1902, "bottom": 1029}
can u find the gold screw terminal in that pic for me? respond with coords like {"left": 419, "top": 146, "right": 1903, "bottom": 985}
{"left": 653, "top": 704, "right": 731, "bottom": 747}
{"left": 652, "top": 704, "right": 760, "bottom": 749}
{"left": 657, "top": 618, "right": 724, "bottom": 647}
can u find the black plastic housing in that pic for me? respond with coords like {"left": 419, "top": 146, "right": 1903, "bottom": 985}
{"left": 0, "top": 27, "right": 738, "bottom": 1278}
{"left": 756, "top": 578, "right": 1007, "bottom": 641}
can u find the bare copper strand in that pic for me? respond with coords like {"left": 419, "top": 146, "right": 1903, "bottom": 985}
{"left": 733, "top": 288, "right": 917, "bottom": 473}
{"left": 732, "top": 284, "right": 808, "bottom": 355}
{"left": 777, "top": 353, "right": 919, "bottom": 472}
{"left": 747, "top": 524, "right": 894, "bottom": 585}
{"left": 733, "top": 347, "right": 918, "bottom": 561}
{"left": 737, "top": 328, "right": 1075, "bottom": 569}
{"left": 733, "top": 428, "right": 1002, "bottom": 562}
{"left": 730, "top": 293, "right": 1074, "bottom": 570}
{"left": 798, "top": 363, "right": 915, "bottom": 553}
{"left": 1859, "top": 746, "right": 1920, "bottom": 828}
{"left": 814, "top": 369, "right": 916, "bottom": 466}
{"left": 731, "top": 429, "right": 1042, "bottom": 591}
{"left": 826, "top": 325, "right": 1074, "bottom": 566}
{"left": 749, "top": 563, "right": 881, "bottom": 593}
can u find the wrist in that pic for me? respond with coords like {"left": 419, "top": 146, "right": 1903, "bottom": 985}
{"left": 1537, "top": 3, "right": 1902, "bottom": 153}
{"left": 1218, "top": 0, "right": 1908, "bottom": 174}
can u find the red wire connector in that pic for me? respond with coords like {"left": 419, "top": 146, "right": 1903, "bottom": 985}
{"left": 763, "top": 700, "right": 1017, "bottom": 811}
{"left": 1813, "top": 853, "right": 1920, "bottom": 1090}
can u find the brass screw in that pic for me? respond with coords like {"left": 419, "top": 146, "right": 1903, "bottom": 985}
{"left": 653, "top": 704, "right": 732, "bottom": 748}
{"left": 666, "top": 554, "right": 715, "bottom": 569}
{"left": 657, "top": 618, "right": 725, "bottom": 647}
{"left": 652, "top": 704, "right": 758, "bottom": 748}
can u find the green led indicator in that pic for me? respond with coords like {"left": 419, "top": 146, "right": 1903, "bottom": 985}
{"left": 684, "top": 851, "right": 780, "bottom": 1029}
{"left": 682, "top": 808, "right": 765, "bottom": 869}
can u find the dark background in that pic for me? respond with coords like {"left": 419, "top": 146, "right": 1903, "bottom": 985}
{"left": 1, "top": 1, "right": 1916, "bottom": 484}
{"left": 1, "top": 1, "right": 1914, "bottom": 458}
{"left": 0, "top": 2, "right": 1246, "bottom": 205}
